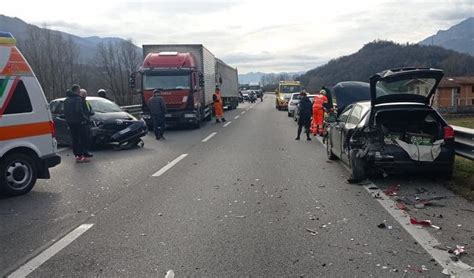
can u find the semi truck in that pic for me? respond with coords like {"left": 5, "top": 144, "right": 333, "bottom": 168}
{"left": 132, "top": 44, "right": 238, "bottom": 129}
{"left": 215, "top": 58, "right": 239, "bottom": 110}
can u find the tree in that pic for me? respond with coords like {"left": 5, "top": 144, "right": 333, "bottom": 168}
{"left": 94, "top": 39, "right": 141, "bottom": 105}
{"left": 18, "top": 25, "right": 81, "bottom": 100}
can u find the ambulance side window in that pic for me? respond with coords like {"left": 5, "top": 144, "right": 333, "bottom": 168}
{"left": 3, "top": 80, "right": 33, "bottom": 114}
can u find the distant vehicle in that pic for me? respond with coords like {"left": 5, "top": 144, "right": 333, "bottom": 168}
{"left": 275, "top": 80, "right": 302, "bottom": 110}
{"left": 293, "top": 95, "right": 316, "bottom": 122}
{"left": 131, "top": 44, "right": 238, "bottom": 129}
{"left": 248, "top": 91, "right": 257, "bottom": 103}
{"left": 215, "top": 58, "right": 239, "bottom": 110}
{"left": 50, "top": 97, "right": 147, "bottom": 149}
{"left": 287, "top": 93, "right": 301, "bottom": 117}
{"left": 326, "top": 69, "right": 455, "bottom": 182}
{"left": 241, "top": 90, "right": 250, "bottom": 101}
{"left": 0, "top": 32, "right": 60, "bottom": 196}
{"left": 249, "top": 83, "right": 263, "bottom": 97}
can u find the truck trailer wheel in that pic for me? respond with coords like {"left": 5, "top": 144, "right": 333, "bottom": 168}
{"left": 0, "top": 153, "right": 38, "bottom": 196}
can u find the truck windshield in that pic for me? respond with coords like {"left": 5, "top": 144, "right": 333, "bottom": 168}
{"left": 281, "top": 86, "right": 301, "bottom": 94}
{"left": 144, "top": 73, "right": 191, "bottom": 91}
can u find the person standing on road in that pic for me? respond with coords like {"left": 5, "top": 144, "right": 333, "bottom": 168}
{"left": 296, "top": 92, "right": 312, "bottom": 141}
{"left": 213, "top": 87, "right": 226, "bottom": 123}
{"left": 311, "top": 89, "right": 328, "bottom": 136}
{"left": 64, "top": 84, "right": 90, "bottom": 163}
{"left": 148, "top": 89, "right": 167, "bottom": 140}
{"left": 80, "top": 89, "right": 94, "bottom": 157}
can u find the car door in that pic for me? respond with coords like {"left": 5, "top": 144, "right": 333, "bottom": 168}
{"left": 340, "top": 104, "right": 363, "bottom": 163}
{"left": 50, "top": 100, "right": 71, "bottom": 145}
{"left": 332, "top": 105, "right": 353, "bottom": 158}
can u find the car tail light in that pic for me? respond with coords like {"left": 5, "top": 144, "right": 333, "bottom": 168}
{"left": 443, "top": 125, "right": 454, "bottom": 139}
{"left": 49, "top": 121, "right": 56, "bottom": 138}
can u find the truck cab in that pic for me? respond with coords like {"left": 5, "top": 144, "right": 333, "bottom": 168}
{"left": 275, "top": 81, "right": 302, "bottom": 110}
{"left": 139, "top": 52, "right": 205, "bottom": 128}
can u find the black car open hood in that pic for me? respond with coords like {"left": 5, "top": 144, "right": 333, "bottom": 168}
{"left": 330, "top": 81, "right": 371, "bottom": 115}
{"left": 369, "top": 68, "right": 444, "bottom": 106}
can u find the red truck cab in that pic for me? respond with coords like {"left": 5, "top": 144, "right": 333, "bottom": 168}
{"left": 139, "top": 51, "right": 205, "bottom": 128}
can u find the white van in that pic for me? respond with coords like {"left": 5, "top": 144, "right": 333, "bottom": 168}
{"left": 0, "top": 31, "right": 60, "bottom": 196}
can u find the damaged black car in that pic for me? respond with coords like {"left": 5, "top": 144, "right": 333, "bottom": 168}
{"left": 325, "top": 68, "right": 455, "bottom": 182}
{"left": 50, "top": 97, "right": 148, "bottom": 149}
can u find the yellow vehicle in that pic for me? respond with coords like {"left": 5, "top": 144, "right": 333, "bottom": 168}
{"left": 275, "top": 81, "right": 302, "bottom": 110}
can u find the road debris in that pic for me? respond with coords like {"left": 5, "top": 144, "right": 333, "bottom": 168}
{"left": 306, "top": 228, "right": 318, "bottom": 235}
{"left": 383, "top": 184, "right": 400, "bottom": 196}
{"left": 377, "top": 223, "right": 387, "bottom": 229}
{"left": 409, "top": 216, "right": 440, "bottom": 230}
{"left": 235, "top": 215, "right": 246, "bottom": 218}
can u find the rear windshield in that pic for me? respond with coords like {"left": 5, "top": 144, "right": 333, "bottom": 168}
{"left": 376, "top": 78, "right": 436, "bottom": 98}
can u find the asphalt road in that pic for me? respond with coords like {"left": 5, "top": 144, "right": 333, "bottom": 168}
{"left": 1, "top": 95, "right": 473, "bottom": 277}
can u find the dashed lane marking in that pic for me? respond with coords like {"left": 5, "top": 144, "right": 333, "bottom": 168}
{"left": 201, "top": 132, "right": 217, "bottom": 142}
{"left": 223, "top": 121, "right": 232, "bottom": 127}
{"left": 234, "top": 115, "right": 240, "bottom": 119}
{"left": 8, "top": 224, "right": 94, "bottom": 278}
{"left": 241, "top": 111, "right": 246, "bottom": 115}
{"left": 152, "top": 154, "right": 188, "bottom": 177}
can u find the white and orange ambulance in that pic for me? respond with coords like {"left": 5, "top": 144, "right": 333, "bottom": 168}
{"left": 0, "top": 31, "right": 60, "bottom": 196}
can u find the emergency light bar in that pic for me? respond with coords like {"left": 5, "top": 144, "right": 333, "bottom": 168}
{"left": 0, "top": 31, "right": 16, "bottom": 45}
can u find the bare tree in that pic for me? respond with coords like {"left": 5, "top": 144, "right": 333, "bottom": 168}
{"left": 18, "top": 25, "right": 81, "bottom": 100}
{"left": 94, "top": 39, "right": 140, "bottom": 105}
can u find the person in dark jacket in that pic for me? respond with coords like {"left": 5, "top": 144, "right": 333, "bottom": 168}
{"left": 147, "top": 89, "right": 167, "bottom": 140}
{"left": 296, "top": 92, "right": 312, "bottom": 141}
{"left": 64, "top": 84, "right": 90, "bottom": 162}
{"left": 80, "top": 89, "right": 94, "bottom": 157}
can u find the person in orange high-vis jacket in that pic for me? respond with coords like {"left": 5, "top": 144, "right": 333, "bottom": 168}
{"left": 311, "top": 89, "right": 328, "bottom": 136}
{"left": 213, "top": 88, "right": 226, "bottom": 123}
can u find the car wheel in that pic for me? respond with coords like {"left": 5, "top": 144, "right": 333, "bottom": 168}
{"left": 287, "top": 111, "right": 292, "bottom": 117}
{"left": 0, "top": 153, "right": 38, "bottom": 196}
{"left": 348, "top": 149, "right": 366, "bottom": 183}
{"left": 326, "top": 140, "right": 337, "bottom": 160}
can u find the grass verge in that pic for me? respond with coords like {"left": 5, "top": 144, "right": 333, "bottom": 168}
{"left": 448, "top": 156, "right": 474, "bottom": 201}
{"left": 445, "top": 116, "right": 474, "bottom": 129}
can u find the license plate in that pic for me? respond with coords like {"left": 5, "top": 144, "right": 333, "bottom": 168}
{"left": 119, "top": 127, "right": 131, "bottom": 135}
{"left": 165, "top": 114, "right": 172, "bottom": 118}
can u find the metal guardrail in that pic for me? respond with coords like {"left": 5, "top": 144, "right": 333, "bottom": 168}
{"left": 120, "top": 104, "right": 142, "bottom": 117}
{"left": 453, "top": 125, "right": 474, "bottom": 160}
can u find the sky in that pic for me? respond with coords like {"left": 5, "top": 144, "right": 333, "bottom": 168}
{"left": 2, "top": 0, "right": 473, "bottom": 73}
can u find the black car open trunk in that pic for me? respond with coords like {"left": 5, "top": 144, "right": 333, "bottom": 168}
{"left": 373, "top": 108, "right": 445, "bottom": 146}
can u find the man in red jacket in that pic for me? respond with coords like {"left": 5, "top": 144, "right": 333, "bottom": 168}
{"left": 311, "top": 89, "right": 328, "bottom": 136}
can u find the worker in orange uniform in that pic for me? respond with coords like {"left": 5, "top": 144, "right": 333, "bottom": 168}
{"left": 311, "top": 89, "right": 328, "bottom": 136}
{"left": 213, "top": 87, "right": 226, "bottom": 123}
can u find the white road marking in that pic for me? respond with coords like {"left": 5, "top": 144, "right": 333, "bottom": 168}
{"left": 234, "top": 115, "right": 240, "bottom": 119}
{"left": 152, "top": 154, "right": 188, "bottom": 177}
{"left": 223, "top": 121, "right": 232, "bottom": 127}
{"left": 8, "top": 224, "right": 94, "bottom": 278}
{"left": 241, "top": 111, "right": 246, "bottom": 115}
{"left": 201, "top": 132, "right": 217, "bottom": 142}
{"left": 315, "top": 138, "right": 474, "bottom": 276}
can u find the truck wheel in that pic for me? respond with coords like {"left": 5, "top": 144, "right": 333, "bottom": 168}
{"left": 348, "top": 149, "right": 366, "bottom": 183}
{"left": 0, "top": 153, "right": 38, "bottom": 196}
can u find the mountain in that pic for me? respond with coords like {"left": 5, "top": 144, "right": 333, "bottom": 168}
{"left": 420, "top": 17, "right": 474, "bottom": 56}
{"left": 0, "top": 14, "right": 140, "bottom": 61}
{"left": 298, "top": 40, "right": 474, "bottom": 91}
{"left": 238, "top": 71, "right": 304, "bottom": 84}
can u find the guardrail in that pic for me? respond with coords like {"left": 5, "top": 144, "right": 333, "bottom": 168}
{"left": 453, "top": 125, "right": 474, "bottom": 160}
{"left": 120, "top": 104, "right": 142, "bottom": 117}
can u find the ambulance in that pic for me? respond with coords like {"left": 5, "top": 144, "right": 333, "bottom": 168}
{"left": 0, "top": 32, "right": 60, "bottom": 196}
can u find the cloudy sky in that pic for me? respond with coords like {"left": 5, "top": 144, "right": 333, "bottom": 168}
{"left": 2, "top": 0, "right": 473, "bottom": 73}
